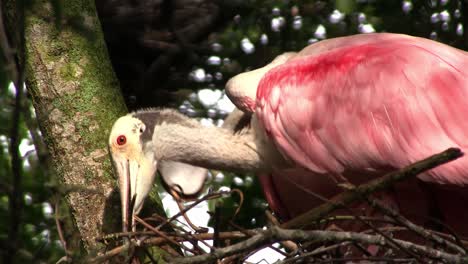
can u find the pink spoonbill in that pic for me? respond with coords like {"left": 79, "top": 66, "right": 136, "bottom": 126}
{"left": 109, "top": 33, "right": 468, "bottom": 235}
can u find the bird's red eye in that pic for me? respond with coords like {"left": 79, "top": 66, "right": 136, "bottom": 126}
{"left": 116, "top": 135, "right": 126, "bottom": 146}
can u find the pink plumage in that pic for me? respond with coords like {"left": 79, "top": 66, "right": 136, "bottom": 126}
{"left": 253, "top": 33, "right": 468, "bottom": 235}
{"left": 257, "top": 33, "right": 468, "bottom": 185}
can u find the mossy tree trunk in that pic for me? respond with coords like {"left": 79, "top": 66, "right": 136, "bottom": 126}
{"left": 6, "top": 0, "right": 166, "bottom": 257}
{"left": 23, "top": 0, "right": 122, "bottom": 252}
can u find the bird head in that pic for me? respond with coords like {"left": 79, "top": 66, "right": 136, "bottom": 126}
{"left": 108, "top": 110, "right": 208, "bottom": 231}
{"left": 108, "top": 115, "right": 157, "bottom": 231}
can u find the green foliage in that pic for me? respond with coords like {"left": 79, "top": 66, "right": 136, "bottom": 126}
{"left": 0, "top": 88, "right": 65, "bottom": 262}
{"left": 209, "top": 0, "right": 466, "bottom": 84}
{"left": 0, "top": 0, "right": 83, "bottom": 262}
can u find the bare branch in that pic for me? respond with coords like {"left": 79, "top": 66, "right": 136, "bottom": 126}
{"left": 90, "top": 149, "right": 465, "bottom": 263}
{"left": 135, "top": 215, "right": 198, "bottom": 255}
{"left": 282, "top": 148, "right": 463, "bottom": 229}
{"left": 88, "top": 231, "right": 249, "bottom": 263}
{"left": 156, "top": 190, "right": 233, "bottom": 230}
{"left": 170, "top": 226, "right": 468, "bottom": 264}
{"left": 366, "top": 197, "right": 466, "bottom": 254}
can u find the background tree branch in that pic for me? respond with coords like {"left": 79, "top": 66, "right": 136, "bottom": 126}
{"left": 1, "top": 0, "right": 25, "bottom": 261}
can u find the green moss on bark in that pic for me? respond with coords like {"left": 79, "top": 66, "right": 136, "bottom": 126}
{"left": 21, "top": 0, "right": 166, "bottom": 258}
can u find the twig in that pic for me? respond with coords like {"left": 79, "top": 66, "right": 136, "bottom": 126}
{"left": 153, "top": 213, "right": 217, "bottom": 254}
{"left": 319, "top": 215, "right": 396, "bottom": 224}
{"left": 88, "top": 242, "right": 131, "bottom": 263}
{"left": 297, "top": 226, "right": 410, "bottom": 263}
{"left": 89, "top": 231, "right": 249, "bottom": 263}
{"left": 54, "top": 201, "right": 70, "bottom": 257}
{"left": 281, "top": 241, "right": 355, "bottom": 263}
{"left": 229, "top": 188, "right": 244, "bottom": 218}
{"left": 265, "top": 210, "right": 298, "bottom": 252}
{"left": 228, "top": 220, "right": 289, "bottom": 262}
{"left": 281, "top": 148, "right": 463, "bottom": 229}
{"left": 98, "top": 231, "right": 159, "bottom": 241}
{"left": 337, "top": 208, "right": 423, "bottom": 261}
{"left": 23, "top": 104, "right": 50, "bottom": 166}
{"left": 143, "top": 230, "right": 248, "bottom": 246}
{"left": 170, "top": 226, "right": 468, "bottom": 264}
{"left": 169, "top": 188, "right": 208, "bottom": 233}
{"left": 304, "top": 257, "right": 416, "bottom": 263}
{"left": 142, "top": 213, "right": 213, "bottom": 254}
{"left": 213, "top": 201, "right": 222, "bottom": 248}
{"left": 143, "top": 247, "right": 158, "bottom": 264}
{"left": 135, "top": 215, "right": 198, "bottom": 254}
{"left": 156, "top": 190, "right": 230, "bottom": 230}
{"left": 366, "top": 197, "right": 466, "bottom": 254}
{"left": 95, "top": 149, "right": 463, "bottom": 263}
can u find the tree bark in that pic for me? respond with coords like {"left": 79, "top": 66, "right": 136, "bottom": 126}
{"left": 16, "top": 0, "right": 165, "bottom": 255}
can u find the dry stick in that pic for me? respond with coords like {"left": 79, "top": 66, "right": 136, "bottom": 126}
{"left": 142, "top": 231, "right": 247, "bottom": 245}
{"left": 282, "top": 252, "right": 415, "bottom": 264}
{"left": 175, "top": 231, "right": 211, "bottom": 255}
{"left": 235, "top": 221, "right": 290, "bottom": 263}
{"left": 283, "top": 148, "right": 462, "bottom": 261}
{"left": 54, "top": 201, "right": 71, "bottom": 261}
{"left": 155, "top": 189, "right": 244, "bottom": 254}
{"left": 423, "top": 216, "right": 467, "bottom": 248}
{"left": 427, "top": 229, "right": 468, "bottom": 248}
{"left": 229, "top": 188, "right": 245, "bottom": 218}
{"left": 98, "top": 231, "right": 158, "bottom": 241}
{"left": 170, "top": 226, "right": 468, "bottom": 264}
{"left": 147, "top": 214, "right": 192, "bottom": 233}
{"left": 88, "top": 243, "right": 131, "bottom": 263}
{"left": 294, "top": 226, "right": 411, "bottom": 264}
{"left": 137, "top": 214, "right": 210, "bottom": 256}
{"left": 338, "top": 210, "right": 422, "bottom": 261}
{"left": 92, "top": 149, "right": 462, "bottom": 263}
{"left": 282, "top": 241, "right": 356, "bottom": 264}
{"left": 155, "top": 189, "right": 242, "bottom": 251}
{"left": 311, "top": 257, "right": 415, "bottom": 263}
{"left": 227, "top": 221, "right": 278, "bottom": 262}
{"left": 317, "top": 148, "right": 464, "bottom": 261}
{"left": 319, "top": 215, "right": 398, "bottom": 226}
{"left": 220, "top": 254, "right": 246, "bottom": 264}
{"left": 169, "top": 188, "right": 209, "bottom": 233}
{"left": 265, "top": 210, "right": 299, "bottom": 252}
{"left": 88, "top": 231, "right": 249, "bottom": 263}
{"left": 281, "top": 148, "right": 463, "bottom": 229}
{"left": 242, "top": 243, "right": 287, "bottom": 263}
{"left": 155, "top": 190, "right": 231, "bottom": 230}
{"left": 317, "top": 214, "right": 401, "bottom": 247}
{"left": 169, "top": 149, "right": 463, "bottom": 263}
{"left": 365, "top": 197, "right": 466, "bottom": 254}
{"left": 142, "top": 247, "right": 159, "bottom": 264}
{"left": 134, "top": 216, "right": 198, "bottom": 255}
{"left": 145, "top": 213, "right": 215, "bottom": 253}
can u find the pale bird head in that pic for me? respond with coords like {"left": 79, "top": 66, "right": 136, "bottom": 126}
{"left": 108, "top": 115, "right": 157, "bottom": 231}
{"left": 108, "top": 111, "right": 208, "bottom": 231}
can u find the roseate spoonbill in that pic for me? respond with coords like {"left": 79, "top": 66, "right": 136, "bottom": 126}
{"left": 109, "top": 33, "right": 468, "bottom": 234}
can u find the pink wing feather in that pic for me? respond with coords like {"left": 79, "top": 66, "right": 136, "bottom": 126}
{"left": 256, "top": 33, "right": 468, "bottom": 185}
